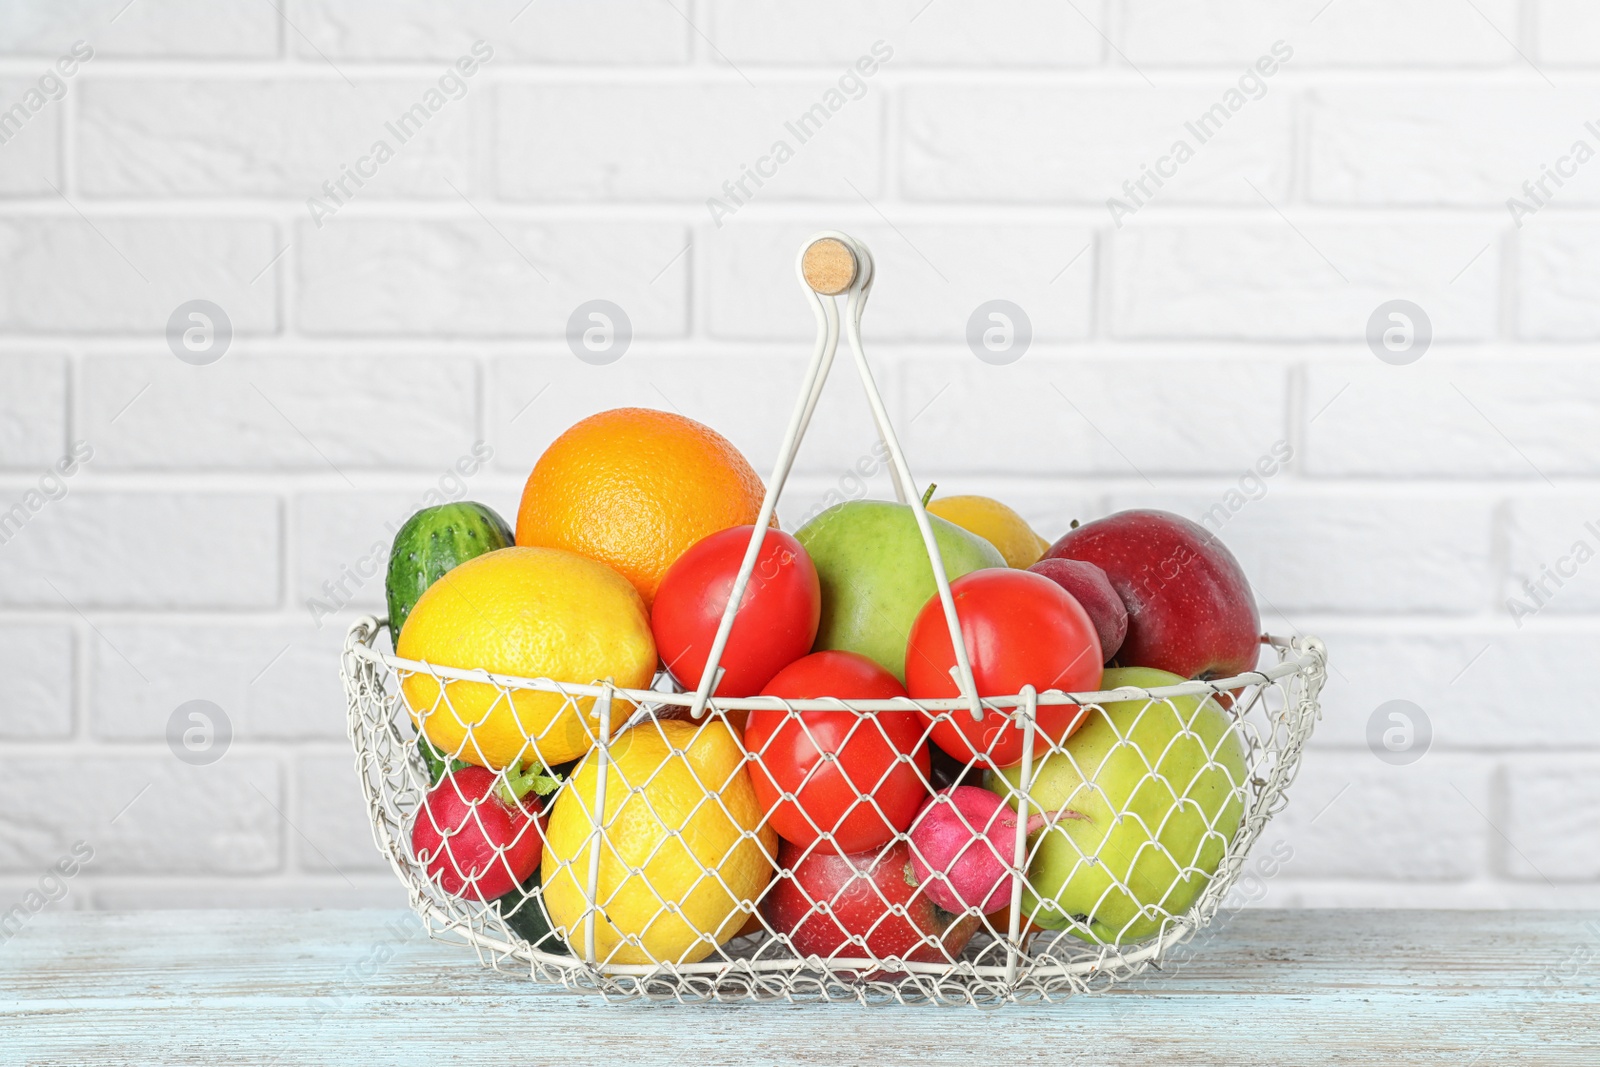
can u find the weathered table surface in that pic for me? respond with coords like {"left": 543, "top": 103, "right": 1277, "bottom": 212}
{"left": 3, "top": 909, "right": 1597, "bottom": 1066}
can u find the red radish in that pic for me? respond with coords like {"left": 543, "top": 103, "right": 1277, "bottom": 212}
{"left": 908, "top": 786, "right": 1048, "bottom": 915}
{"left": 412, "top": 766, "right": 544, "bottom": 902}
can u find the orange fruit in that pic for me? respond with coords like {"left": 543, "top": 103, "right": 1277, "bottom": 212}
{"left": 515, "top": 408, "right": 768, "bottom": 607}
{"left": 397, "top": 546, "right": 656, "bottom": 770}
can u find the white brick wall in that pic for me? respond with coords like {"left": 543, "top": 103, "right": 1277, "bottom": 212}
{"left": 706, "top": 1, "right": 1102, "bottom": 66}
{"left": 1118, "top": 1, "right": 1521, "bottom": 66}
{"left": 1108, "top": 224, "right": 1503, "bottom": 340}
{"left": 294, "top": 1, "right": 689, "bottom": 64}
{"left": 0, "top": 353, "right": 67, "bottom": 464}
{"left": 1, "top": 1, "right": 1595, "bottom": 912}
{"left": 0, "top": 219, "right": 282, "bottom": 333}
{"left": 0, "top": 2, "right": 280, "bottom": 58}
{"left": 83, "top": 354, "right": 480, "bottom": 469}
{"left": 78, "top": 79, "right": 489, "bottom": 198}
{"left": 295, "top": 220, "right": 690, "bottom": 336}
{"left": 1520, "top": 224, "right": 1600, "bottom": 338}
{"left": 1304, "top": 87, "right": 1600, "bottom": 206}
{"left": 901, "top": 86, "right": 1293, "bottom": 203}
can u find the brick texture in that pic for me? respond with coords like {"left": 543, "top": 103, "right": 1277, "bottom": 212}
{"left": 89, "top": 624, "right": 345, "bottom": 742}
{"left": 293, "top": 1, "right": 688, "bottom": 63}
{"left": 495, "top": 83, "right": 883, "bottom": 202}
{"left": 1303, "top": 360, "right": 1600, "bottom": 478}
{"left": 0, "top": 219, "right": 280, "bottom": 333}
{"left": 1267, "top": 753, "right": 1494, "bottom": 882}
{"left": 0, "top": 77, "right": 63, "bottom": 194}
{"left": 81, "top": 355, "right": 479, "bottom": 470}
{"left": 0, "top": 353, "right": 66, "bottom": 467}
{"left": 1118, "top": 0, "right": 1520, "bottom": 66}
{"left": 0, "top": 623, "right": 74, "bottom": 739}
{"left": 0, "top": 493, "right": 280, "bottom": 609}
{"left": 1108, "top": 224, "right": 1501, "bottom": 340}
{"left": 0, "top": 758, "right": 282, "bottom": 875}
{"left": 294, "top": 219, "right": 689, "bottom": 337}
{"left": 79, "top": 79, "right": 488, "bottom": 198}
{"left": 901, "top": 85, "right": 1293, "bottom": 204}
{"left": 0, "top": 2, "right": 279, "bottom": 58}
{"left": 706, "top": 1, "right": 1101, "bottom": 66}
{"left": 1536, "top": 0, "right": 1600, "bottom": 65}
{"left": 1502, "top": 759, "right": 1600, "bottom": 882}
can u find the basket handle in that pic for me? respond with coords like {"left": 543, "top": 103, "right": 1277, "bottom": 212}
{"left": 687, "top": 233, "right": 984, "bottom": 723}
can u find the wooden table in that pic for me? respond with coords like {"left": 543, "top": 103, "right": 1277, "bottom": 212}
{"left": 3, "top": 909, "right": 1597, "bottom": 1065}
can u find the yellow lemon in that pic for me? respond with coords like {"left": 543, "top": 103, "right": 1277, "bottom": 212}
{"left": 540, "top": 718, "right": 777, "bottom": 966}
{"left": 926, "top": 494, "right": 1050, "bottom": 568}
{"left": 396, "top": 546, "right": 656, "bottom": 771}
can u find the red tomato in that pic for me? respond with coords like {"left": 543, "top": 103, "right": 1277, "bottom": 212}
{"left": 905, "top": 568, "right": 1102, "bottom": 769}
{"left": 651, "top": 526, "right": 820, "bottom": 697}
{"left": 764, "top": 839, "right": 978, "bottom": 977}
{"left": 744, "top": 651, "right": 930, "bottom": 853}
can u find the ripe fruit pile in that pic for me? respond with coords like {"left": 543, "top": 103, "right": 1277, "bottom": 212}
{"left": 388, "top": 407, "right": 1264, "bottom": 967}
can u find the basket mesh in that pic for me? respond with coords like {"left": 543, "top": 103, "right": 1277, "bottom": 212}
{"left": 341, "top": 618, "right": 1325, "bottom": 1006}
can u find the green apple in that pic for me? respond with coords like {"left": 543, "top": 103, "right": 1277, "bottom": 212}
{"left": 985, "top": 666, "right": 1247, "bottom": 945}
{"left": 795, "top": 500, "right": 1004, "bottom": 682}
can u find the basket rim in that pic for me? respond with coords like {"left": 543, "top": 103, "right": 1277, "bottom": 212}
{"left": 345, "top": 615, "right": 1324, "bottom": 713}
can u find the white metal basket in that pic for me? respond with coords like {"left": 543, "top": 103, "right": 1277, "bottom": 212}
{"left": 341, "top": 233, "right": 1327, "bottom": 1006}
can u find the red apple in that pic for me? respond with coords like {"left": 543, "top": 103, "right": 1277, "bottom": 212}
{"left": 1043, "top": 509, "right": 1260, "bottom": 680}
{"left": 764, "top": 839, "right": 977, "bottom": 978}
{"left": 1027, "top": 557, "right": 1128, "bottom": 664}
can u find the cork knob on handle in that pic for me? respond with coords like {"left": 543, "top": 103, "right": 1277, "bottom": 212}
{"left": 801, "top": 237, "right": 858, "bottom": 296}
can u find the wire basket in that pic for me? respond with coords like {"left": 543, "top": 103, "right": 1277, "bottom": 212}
{"left": 340, "top": 232, "right": 1327, "bottom": 1006}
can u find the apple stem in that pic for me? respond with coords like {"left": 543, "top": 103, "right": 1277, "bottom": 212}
{"left": 1008, "top": 810, "right": 1083, "bottom": 837}
{"left": 1038, "top": 808, "right": 1090, "bottom": 828}
{"left": 921, "top": 483, "right": 937, "bottom": 508}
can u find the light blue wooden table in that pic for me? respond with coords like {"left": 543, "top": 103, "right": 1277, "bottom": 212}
{"left": 3, "top": 909, "right": 1597, "bottom": 1065}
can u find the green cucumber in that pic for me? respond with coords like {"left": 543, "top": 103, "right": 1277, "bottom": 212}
{"left": 415, "top": 730, "right": 470, "bottom": 785}
{"left": 499, "top": 871, "right": 569, "bottom": 956}
{"left": 385, "top": 500, "right": 514, "bottom": 649}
